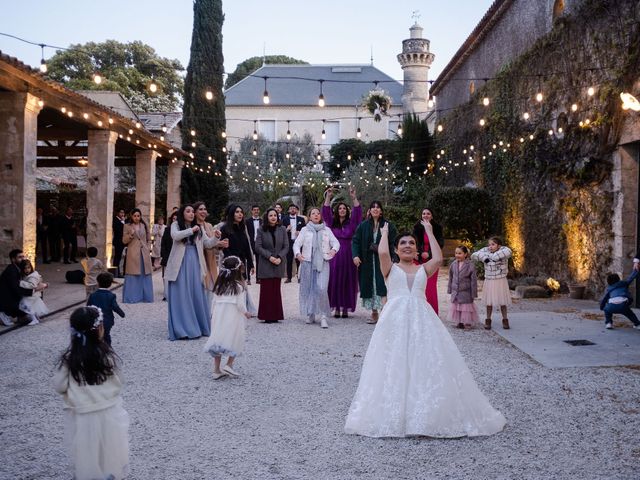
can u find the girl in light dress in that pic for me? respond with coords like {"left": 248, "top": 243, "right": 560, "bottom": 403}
{"left": 18, "top": 259, "right": 49, "bottom": 324}
{"left": 471, "top": 236, "right": 513, "bottom": 330}
{"left": 447, "top": 246, "right": 480, "bottom": 329}
{"left": 203, "top": 256, "right": 251, "bottom": 380}
{"left": 53, "top": 306, "right": 129, "bottom": 480}
{"left": 345, "top": 221, "right": 506, "bottom": 438}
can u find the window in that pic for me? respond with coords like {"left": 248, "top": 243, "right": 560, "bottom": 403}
{"left": 388, "top": 120, "right": 400, "bottom": 139}
{"left": 258, "top": 120, "right": 276, "bottom": 141}
{"left": 324, "top": 121, "right": 340, "bottom": 145}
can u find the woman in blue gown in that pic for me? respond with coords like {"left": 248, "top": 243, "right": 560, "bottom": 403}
{"left": 164, "top": 204, "right": 219, "bottom": 340}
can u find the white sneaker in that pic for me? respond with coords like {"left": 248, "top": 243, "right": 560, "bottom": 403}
{"left": 0, "top": 312, "right": 14, "bottom": 326}
{"left": 605, "top": 323, "right": 613, "bottom": 329}
{"left": 27, "top": 315, "right": 39, "bottom": 326}
{"left": 306, "top": 314, "right": 315, "bottom": 324}
{"left": 223, "top": 365, "right": 239, "bottom": 377}
{"left": 320, "top": 316, "right": 328, "bottom": 329}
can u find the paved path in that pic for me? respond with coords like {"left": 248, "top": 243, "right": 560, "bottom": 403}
{"left": 2, "top": 271, "right": 640, "bottom": 479}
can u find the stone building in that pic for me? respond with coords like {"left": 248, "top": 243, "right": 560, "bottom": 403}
{"left": 397, "top": 22, "right": 435, "bottom": 117}
{"left": 0, "top": 52, "right": 187, "bottom": 267}
{"left": 428, "top": 0, "right": 640, "bottom": 292}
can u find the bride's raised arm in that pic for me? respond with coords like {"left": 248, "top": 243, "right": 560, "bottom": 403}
{"left": 379, "top": 222, "right": 392, "bottom": 278}
{"left": 422, "top": 220, "right": 443, "bottom": 277}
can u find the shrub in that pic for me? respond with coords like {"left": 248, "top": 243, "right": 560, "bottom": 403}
{"left": 427, "top": 187, "right": 493, "bottom": 242}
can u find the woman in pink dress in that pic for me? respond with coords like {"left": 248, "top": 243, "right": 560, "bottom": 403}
{"left": 322, "top": 186, "right": 362, "bottom": 318}
{"left": 412, "top": 208, "right": 444, "bottom": 314}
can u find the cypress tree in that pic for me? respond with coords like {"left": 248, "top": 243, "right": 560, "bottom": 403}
{"left": 181, "top": 0, "right": 228, "bottom": 220}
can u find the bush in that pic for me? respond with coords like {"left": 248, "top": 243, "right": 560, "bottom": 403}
{"left": 427, "top": 187, "right": 493, "bottom": 242}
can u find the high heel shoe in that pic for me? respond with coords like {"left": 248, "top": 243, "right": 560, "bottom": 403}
{"left": 484, "top": 318, "right": 492, "bottom": 330}
{"left": 502, "top": 318, "right": 510, "bottom": 329}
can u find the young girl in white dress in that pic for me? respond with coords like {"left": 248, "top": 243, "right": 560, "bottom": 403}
{"left": 54, "top": 306, "right": 129, "bottom": 480}
{"left": 18, "top": 259, "right": 49, "bottom": 324}
{"left": 345, "top": 221, "right": 506, "bottom": 438}
{"left": 203, "top": 256, "right": 251, "bottom": 379}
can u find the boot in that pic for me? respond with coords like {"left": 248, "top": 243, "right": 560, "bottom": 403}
{"left": 502, "top": 318, "right": 510, "bottom": 329}
{"left": 484, "top": 318, "right": 492, "bottom": 330}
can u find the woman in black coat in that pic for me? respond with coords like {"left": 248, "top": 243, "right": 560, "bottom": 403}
{"left": 220, "top": 204, "right": 254, "bottom": 277}
{"left": 255, "top": 208, "right": 289, "bottom": 323}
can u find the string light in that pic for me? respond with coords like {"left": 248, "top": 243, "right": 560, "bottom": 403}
{"left": 479, "top": 118, "right": 486, "bottom": 126}
{"left": 286, "top": 120, "right": 292, "bottom": 140}
{"left": 39, "top": 44, "right": 47, "bottom": 73}
{"left": 356, "top": 117, "right": 362, "bottom": 138}
{"left": 437, "top": 124, "right": 443, "bottom": 133}
{"left": 571, "top": 103, "right": 578, "bottom": 112}
{"left": 205, "top": 90, "right": 213, "bottom": 100}
{"left": 318, "top": 80, "right": 326, "bottom": 107}
{"left": 93, "top": 73, "right": 102, "bottom": 85}
{"left": 321, "top": 120, "right": 326, "bottom": 140}
{"left": 221, "top": 131, "right": 227, "bottom": 138}
{"left": 536, "top": 92, "right": 543, "bottom": 102}
{"left": 482, "top": 97, "right": 490, "bottom": 106}
{"left": 148, "top": 77, "right": 158, "bottom": 94}
{"left": 587, "top": 86, "right": 595, "bottom": 97}
{"left": 262, "top": 77, "right": 270, "bottom": 105}
{"left": 397, "top": 123, "right": 403, "bottom": 136}
{"left": 523, "top": 112, "right": 530, "bottom": 120}
{"left": 252, "top": 121, "right": 258, "bottom": 140}
{"left": 190, "top": 129, "right": 196, "bottom": 136}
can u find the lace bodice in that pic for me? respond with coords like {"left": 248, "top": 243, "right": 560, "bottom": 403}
{"left": 387, "top": 264, "right": 427, "bottom": 299}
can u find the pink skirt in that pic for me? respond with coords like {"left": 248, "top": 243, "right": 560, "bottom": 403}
{"left": 448, "top": 303, "right": 479, "bottom": 326}
{"left": 482, "top": 277, "right": 512, "bottom": 307}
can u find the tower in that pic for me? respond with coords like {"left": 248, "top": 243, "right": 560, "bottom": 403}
{"left": 397, "top": 22, "right": 435, "bottom": 116}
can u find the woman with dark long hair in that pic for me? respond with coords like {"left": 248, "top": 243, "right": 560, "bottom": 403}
{"left": 122, "top": 208, "right": 153, "bottom": 303}
{"left": 254, "top": 208, "right": 289, "bottom": 323}
{"left": 322, "top": 186, "right": 362, "bottom": 318}
{"left": 192, "top": 201, "right": 221, "bottom": 303}
{"left": 412, "top": 207, "right": 445, "bottom": 314}
{"left": 220, "top": 205, "right": 254, "bottom": 278}
{"left": 164, "top": 204, "right": 218, "bottom": 340}
{"left": 352, "top": 201, "right": 397, "bottom": 324}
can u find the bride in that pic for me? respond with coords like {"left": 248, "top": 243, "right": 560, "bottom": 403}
{"left": 345, "top": 221, "right": 506, "bottom": 438}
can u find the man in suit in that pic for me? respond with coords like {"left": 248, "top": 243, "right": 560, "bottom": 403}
{"left": 36, "top": 207, "right": 50, "bottom": 264}
{"left": 112, "top": 209, "right": 126, "bottom": 277}
{"left": 46, "top": 206, "right": 62, "bottom": 262}
{"left": 282, "top": 204, "right": 306, "bottom": 283}
{"left": 87, "top": 272, "right": 125, "bottom": 345}
{"left": 274, "top": 203, "right": 283, "bottom": 222}
{"left": 245, "top": 205, "right": 262, "bottom": 285}
{"left": 61, "top": 207, "right": 78, "bottom": 264}
{"left": 0, "top": 249, "right": 46, "bottom": 325}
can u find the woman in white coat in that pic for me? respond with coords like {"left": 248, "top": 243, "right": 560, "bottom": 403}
{"left": 293, "top": 207, "right": 340, "bottom": 328}
{"left": 165, "top": 204, "right": 219, "bottom": 341}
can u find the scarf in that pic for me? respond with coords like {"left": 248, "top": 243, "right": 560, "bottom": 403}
{"left": 309, "top": 222, "right": 326, "bottom": 272}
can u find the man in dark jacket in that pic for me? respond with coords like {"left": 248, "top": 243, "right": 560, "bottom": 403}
{"left": 112, "top": 209, "right": 126, "bottom": 277}
{"left": 282, "top": 204, "right": 306, "bottom": 283}
{"left": 61, "top": 207, "right": 78, "bottom": 264}
{"left": 245, "top": 205, "right": 262, "bottom": 284}
{"left": 0, "top": 249, "right": 46, "bottom": 325}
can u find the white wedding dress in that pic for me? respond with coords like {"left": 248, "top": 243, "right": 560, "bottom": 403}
{"left": 345, "top": 264, "right": 506, "bottom": 438}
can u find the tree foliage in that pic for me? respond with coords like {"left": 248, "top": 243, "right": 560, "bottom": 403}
{"left": 45, "top": 40, "right": 184, "bottom": 112}
{"left": 225, "top": 55, "right": 308, "bottom": 90}
{"left": 181, "top": 0, "right": 228, "bottom": 219}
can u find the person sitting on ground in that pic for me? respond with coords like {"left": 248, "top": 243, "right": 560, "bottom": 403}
{"left": 87, "top": 272, "right": 125, "bottom": 346}
{"left": 600, "top": 270, "right": 640, "bottom": 330}
{"left": 18, "top": 259, "right": 49, "bottom": 325}
{"left": 0, "top": 249, "right": 47, "bottom": 326}
{"left": 81, "top": 247, "right": 106, "bottom": 298}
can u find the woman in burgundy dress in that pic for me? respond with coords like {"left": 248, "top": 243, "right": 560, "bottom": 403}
{"left": 322, "top": 186, "right": 362, "bottom": 318}
{"left": 413, "top": 208, "right": 445, "bottom": 314}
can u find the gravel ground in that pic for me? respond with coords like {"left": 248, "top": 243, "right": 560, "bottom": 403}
{"left": 1, "top": 273, "right": 640, "bottom": 480}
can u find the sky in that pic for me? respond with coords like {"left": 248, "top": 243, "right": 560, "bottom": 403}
{"left": 0, "top": 0, "right": 494, "bottom": 86}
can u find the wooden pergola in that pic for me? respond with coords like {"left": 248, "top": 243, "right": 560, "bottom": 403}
{"left": 0, "top": 50, "right": 187, "bottom": 267}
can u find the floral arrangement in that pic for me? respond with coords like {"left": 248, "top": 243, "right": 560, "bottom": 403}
{"left": 362, "top": 89, "right": 392, "bottom": 122}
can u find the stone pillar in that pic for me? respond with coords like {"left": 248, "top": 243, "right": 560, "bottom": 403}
{"left": 166, "top": 160, "right": 184, "bottom": 217}
{"left": 87, "top": 130, "right": 118, "bottom": 268}
{"left": 0, "top": 92, "right": 42, "bottom": 266}
{"left": 135, "top": 149, "right": 158, "bottom": 226}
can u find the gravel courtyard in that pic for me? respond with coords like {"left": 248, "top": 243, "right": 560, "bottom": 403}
{"left": 2, "top": 275, "right": 640, "bottom": 480}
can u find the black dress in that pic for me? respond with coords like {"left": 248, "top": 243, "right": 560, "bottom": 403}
{"left": 221, "top": 222, "right": 254, "bottom": 272}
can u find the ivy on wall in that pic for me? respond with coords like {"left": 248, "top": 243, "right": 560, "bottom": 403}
{"left": 434, "top": 0, "right": 640, "bottom": 293}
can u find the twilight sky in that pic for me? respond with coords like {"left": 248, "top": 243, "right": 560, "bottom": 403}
{"left": 1, "top": 0, "right": 494, "bottom": 87}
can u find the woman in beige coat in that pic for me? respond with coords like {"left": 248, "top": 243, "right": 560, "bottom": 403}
{"left": 193, "top": 201, "right": 225, "bottom": 303}
{"left": 122, "top": 208, "right": 154, "bottom": 303}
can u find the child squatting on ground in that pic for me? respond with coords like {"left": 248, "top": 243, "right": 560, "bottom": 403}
{"left": 81, "top": 246, "right": 106, "bottom": 298}
{"left": 203, "top": 255, "right": 250, "bottom": 379}
{"left": 471, "top": 236, "right": 513, "bottom": 330}
{"left": 53, "top": 306, "right": 129, "bottom": 480}
{"left": 448, "top": 246, "right": 479, "bottom": 329}
{"left": 600, "top": 270, "right": 640, "bottom": 330}
{"left": 18, "top": 258, "right": 49, "bottom": 324}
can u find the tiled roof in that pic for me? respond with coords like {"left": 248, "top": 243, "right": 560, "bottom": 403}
{"left": 225, "top": 64, "right": 404, "bottom": 107}
{"left": 138, "top": 112, "right": 182, "bottom": 132}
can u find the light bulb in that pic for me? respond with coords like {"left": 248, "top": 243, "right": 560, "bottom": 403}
{"left": 318, "top": 94, "right": 325, "bottom": 107}
{"left": 252, "top": 130, "right": 258, "bottom": 140}
{"left": 221, "top": 131, "right": 227, "bottom": 138}
{"left": 108, "top": 118, "right": 114, "bottom": 124}
{"left": 97, "top": 120, "right": 103, "bottom": 127}
{"left": 356, "top": 127, "right": 361, "bottom": 138}
{"left": 190, "top": 129, "right": 196, "bottom": 136}
{"left": 536, "top": 92, "right": 543, "bottom": 102}
{"left": 437, "top": 124, "right": 443, "bottom": 132}
{"left": 263, "top": 91, "right": 270, "bottom": 104}
{"left": 427, "top": 99, "right": 434, "bottom": 108}
{"left": 162, "top": 125, "right": 167, "bottom": 133}
{"left": 397, "top": 125, "right": 403, "bottom": 135}
{"left": 571, "top": 103, "right": 578, "bottom": 112}
{"left": 523, "top": 112, "right": 530, "bottom": 120}
{"left": 135, "top": 122, "right": 141, "bottom": 129}
{"left": 482, "top": 97, "right": 490, "bottom": 106}
{"left": 205, "top": 90, "right": 213, "bottom": 100}
{"left": 93, "top": 73, "right": 102, "bottom": 85}
{"left": 587, "top": 87, "right": 595, "bottom": 96}
{"left": 37, "top": 99, "right": 44, "bottom": 108}
{"left": 149, "top": 82, "right": 158, "bottom": 93}
{"left": 39, "top": 59, "right": 47, "bottom": 73}
{"left": 321, "top": 129, "right": 326, "bottom": 140}
{"left": 479, "top": 118, "right": 486, "bottom": 126}
{"left": 286, "top": 130, "right": 291, "bottom": 140}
